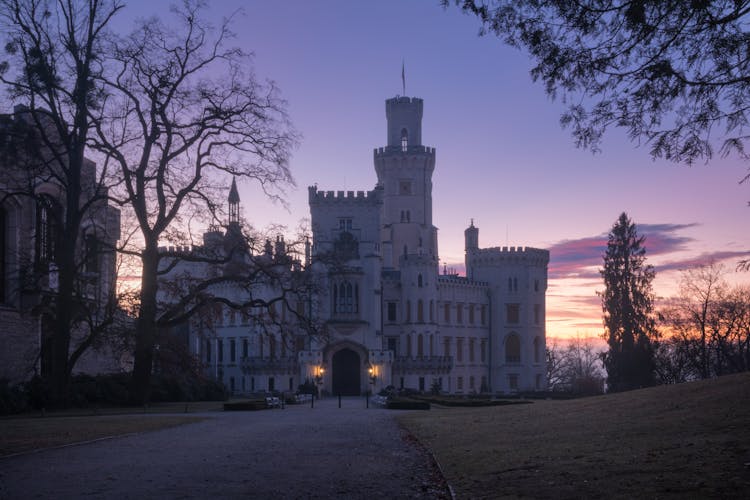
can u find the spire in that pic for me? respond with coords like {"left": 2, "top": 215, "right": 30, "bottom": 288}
{"left": 228, "top": 177, "right": 240, "bottom": 225}
{"left": 228, "top": 177, "right": 240, "bottom": 204}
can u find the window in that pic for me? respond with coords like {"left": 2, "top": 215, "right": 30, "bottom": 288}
{"left": 399, "top": 180, "right": 412, "bottom": 195}
{"left": 480, "top": 340, "right": 487, "bottom": 363}
{"left": 242, "top": 338, "right": 248, "bottom": 358}
{"left": 406, "top": 334, "right": 412, "bottom": 357}
{"left": 217, "top": 339, "right": 224, "bottom": 363}
{"left": 469, "top": 338, "right": 475, "bottom": 362}
{"left": 36, "top": 197, "right": 59, "bottom": 265}
{"left": 406, "top": 300, "right": 411, "bottom": 322}
{"left": 268, "top": 377, "right": 275, "bottom": 392}
{"left": 417, "top": 334, "right": 424, "bottom": 357}
{"left": 429, "top": 300, "right": 434, "bottom": 322}
{"left": 534, "top": 337, "right": 542, "bottom": 363}
{"left": 456, "top": 338, "right": 464, "bottom": 362}
{"left": 514, "top": 278, "right": 518, "bottom": 291}
{"left": 84, "top": 234, "right": 99, "bottom": 273}
{"left": 536, "top": 374, "right": 542, "bottom": 390}
{"left": 457, "top": 304, "right": 463, "bottom": 324}
{"left": 469, "top": 376, "right": 475, "bottom": 390}
{"left": 534, "top": 304, "right": 541, "bottom": 325}
{"left": 457, "top": 376, "right": 464, "bottom": 391}
{"left": 506, "top": 303, "right": 520, "bottom": 324}
{"left": 534, "top": 279, "right": 540, "bottom": 292}
{"left": 505, "top": 335, "right": 520, "bottom": 363}
{"left": 339, "top": 218, "right": 353, "bottom": 230}
{"left": 417, "top": 300, "right": 424, "bottom": 322}
{"left": 508, "top": 277, "right": 512, "bottom": 292}
{"left": 269, "top": 336, "right": 276, "bottom": 359}
{"left": 444, "top": 303, "right": 450, "bottom": 323}
{"left": 387, "top": 337, "right": 397, "bottom": 354}
{"left": 481, "top": 305, "right": 487, "bottom": 325}
{"left": 205, "top": 339, "right": 211, "bottom": 362}
{"left": 230, "top": 377, "right": 235, "bottom": 392}
{"left": 230, "top": 339, "right": 236, "bottom": 362}
{"left": 417, "top": 274, "right": 423, "bottom": 287}
{"left": 401, "top": 128, "right": 408, "bottom": 151}
{"left": 508, "top": 374, "right": 519, "bottom": 391}
{"left": 443, "top": 337, "right": 451, "bottom": 357}
{"left": 419, "top": 377, "right": 425, "bottom": 391}
{"left": 429, "top": 334, "right": 434, "bottom": 356}
{"left": 334, "top": 280, "right": 359, "bottom": 313}
{"left": 481, "top": 376, "right": 488, "bottom": 392}
{"left": 387, "top": 302, "right": 397, "bottom": 322}
{"left": 469, "top": 305, "right": 475, "bottom": 324}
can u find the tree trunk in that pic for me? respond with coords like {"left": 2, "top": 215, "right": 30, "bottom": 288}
{"left": 130, "top": 242, "right": 159, "bottom": 404}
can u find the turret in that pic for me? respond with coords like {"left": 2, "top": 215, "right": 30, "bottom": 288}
{"left": 228, "top": 177, "right": 240, "bottom": 226}
{"left": 385, "top": 97, "right": 423, "bottom": 150}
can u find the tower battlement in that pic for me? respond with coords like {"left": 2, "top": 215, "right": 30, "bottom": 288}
{"left": 469, "top": 246, "right": 550, "bottom": 267}
{"left": 373, "top": 145, "right": 435, "bottom": 157}
{"left": 308, "top": 186, "right": 382, "bottom": 204}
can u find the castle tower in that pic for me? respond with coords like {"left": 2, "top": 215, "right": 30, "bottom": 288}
{"left": 464, "top": 219, "right": 479, "bottom": 280}
{"left": 374, "top": 97, "right": 437, "bottom": 269}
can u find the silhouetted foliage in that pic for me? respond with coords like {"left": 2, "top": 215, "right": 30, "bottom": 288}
{"left": 546, "top": 337, "right": 605, "bottom": 395}
{"left": 447, "top": 1, "right": 750, "bottom": 171}
{"left": 86, "top": 0, "right": 298, "bottom": 404}
{"left": 0, "top": 0, "right": 126, "bottom": 407}
{"left": 658, "top": 263, "right": 750, "bottom": 381}
{"left": 600, "top": 213, "right": 657, "bottom": 391}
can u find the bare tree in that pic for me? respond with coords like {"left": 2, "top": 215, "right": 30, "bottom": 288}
{"left": 89, "top": 1, "right": 297, "bottom": 403}
{"left": 659, "top": 263, "right": 750, "bottom": 379}
{"left": 547, "top": 336, "right": 605, "bottom": 395}
{"left": 0, "top": 0, "right": 124, "bottom": 405}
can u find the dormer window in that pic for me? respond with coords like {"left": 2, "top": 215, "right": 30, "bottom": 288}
{"left": 401, "top": 128, "right": 408, "bottom": 152}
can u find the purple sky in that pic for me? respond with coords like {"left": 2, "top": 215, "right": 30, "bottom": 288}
{"left": 115, "top": 1, "right": 750, "bottom": 338}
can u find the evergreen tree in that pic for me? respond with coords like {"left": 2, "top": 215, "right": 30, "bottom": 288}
{"left": 600, "top": 213, "right": 657, "bottom": 392}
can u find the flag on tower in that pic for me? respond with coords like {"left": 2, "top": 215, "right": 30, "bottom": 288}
{"left": 401, "top": 60, "right": 405, "bottom": 96}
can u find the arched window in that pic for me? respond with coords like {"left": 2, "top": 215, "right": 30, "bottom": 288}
{"left": 401, "top": 128, "right": 408, "bottom": 151}
{"left": 417, "top": 300, "right": 424, "bottom": 322}
{"left": 36, "top": 196, "right": 59, "bottom": 266}
{"left": 417, "top": 274, "right": 423, "bottom": 287}
{"left": 417, "top": 334, "right": 424, "bottom": 357}
{"left": 505, "top": 334, "right": 521, "bottom": 363}
{"left": 534, "top": 337, "right": 542, "bottom": 363}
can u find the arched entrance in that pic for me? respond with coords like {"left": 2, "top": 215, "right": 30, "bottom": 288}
{"left": 332, "top": 348, "right": 361, "bottom": 396}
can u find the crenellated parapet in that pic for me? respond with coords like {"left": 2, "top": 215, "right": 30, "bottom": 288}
{"left": 437, "top": 274, "right": 489, "bottom": 289}
{"left": 308, "top": 186, "right": 382, "bottom": 205}
{"left": 373, "top": 145, "right": 436, "bottom": 157}
{"left": 468, "top": 246, "right": 550, "bottom": 267}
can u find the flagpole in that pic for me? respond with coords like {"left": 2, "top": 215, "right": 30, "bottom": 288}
{"left": 401, "top": 60, "right": 406, "bottom": 96}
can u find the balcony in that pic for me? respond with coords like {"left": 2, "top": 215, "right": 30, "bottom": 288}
{"left": 240, "top": 356, "right": 298, "bottom": 375}
{"left": 393, "top": 356, "right": 453, "bottom": 375}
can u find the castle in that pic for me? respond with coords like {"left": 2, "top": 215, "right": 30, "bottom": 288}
{"left": 174, "top": 95, "right": 549, "bottom": 396}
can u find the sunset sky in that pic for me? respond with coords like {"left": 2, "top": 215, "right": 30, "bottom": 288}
{"left": 118, "top": 1, "right": 749, "bottom": 339}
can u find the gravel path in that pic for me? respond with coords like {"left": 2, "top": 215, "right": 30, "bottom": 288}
{"left": 0, "top": 397, "right": 450, "bottom": 499}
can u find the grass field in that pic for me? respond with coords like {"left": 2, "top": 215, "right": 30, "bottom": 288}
{"left": 399, "top": 372, "right": 750, "bottom": 499}
{"left": 0, "top": 401, "right": 224, "bottom": 457}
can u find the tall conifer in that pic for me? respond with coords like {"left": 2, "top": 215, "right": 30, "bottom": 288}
{"left": 600, "top": 213, "right": 657, "bottom": 391}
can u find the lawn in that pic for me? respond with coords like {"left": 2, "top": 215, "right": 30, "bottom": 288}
{"left": 0, "top": 402, "right": 223, "bottom": 457}
{"left": 399, "top": 372, "right": 750, "bottom": 499}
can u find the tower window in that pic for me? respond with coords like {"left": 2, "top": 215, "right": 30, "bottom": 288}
{"left": 401, "top": 128, "right": 408, "bottom": 151}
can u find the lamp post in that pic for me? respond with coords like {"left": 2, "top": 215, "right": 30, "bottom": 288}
{"left": 311, "top": 364, "right": 324, "bottom": 408}
{"left": 367, "top": 364, "right": 377, "bottom": 408}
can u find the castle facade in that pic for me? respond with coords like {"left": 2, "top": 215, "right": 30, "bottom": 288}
{"left": 181, "top": 95, "right": 549, "bottom": 396}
